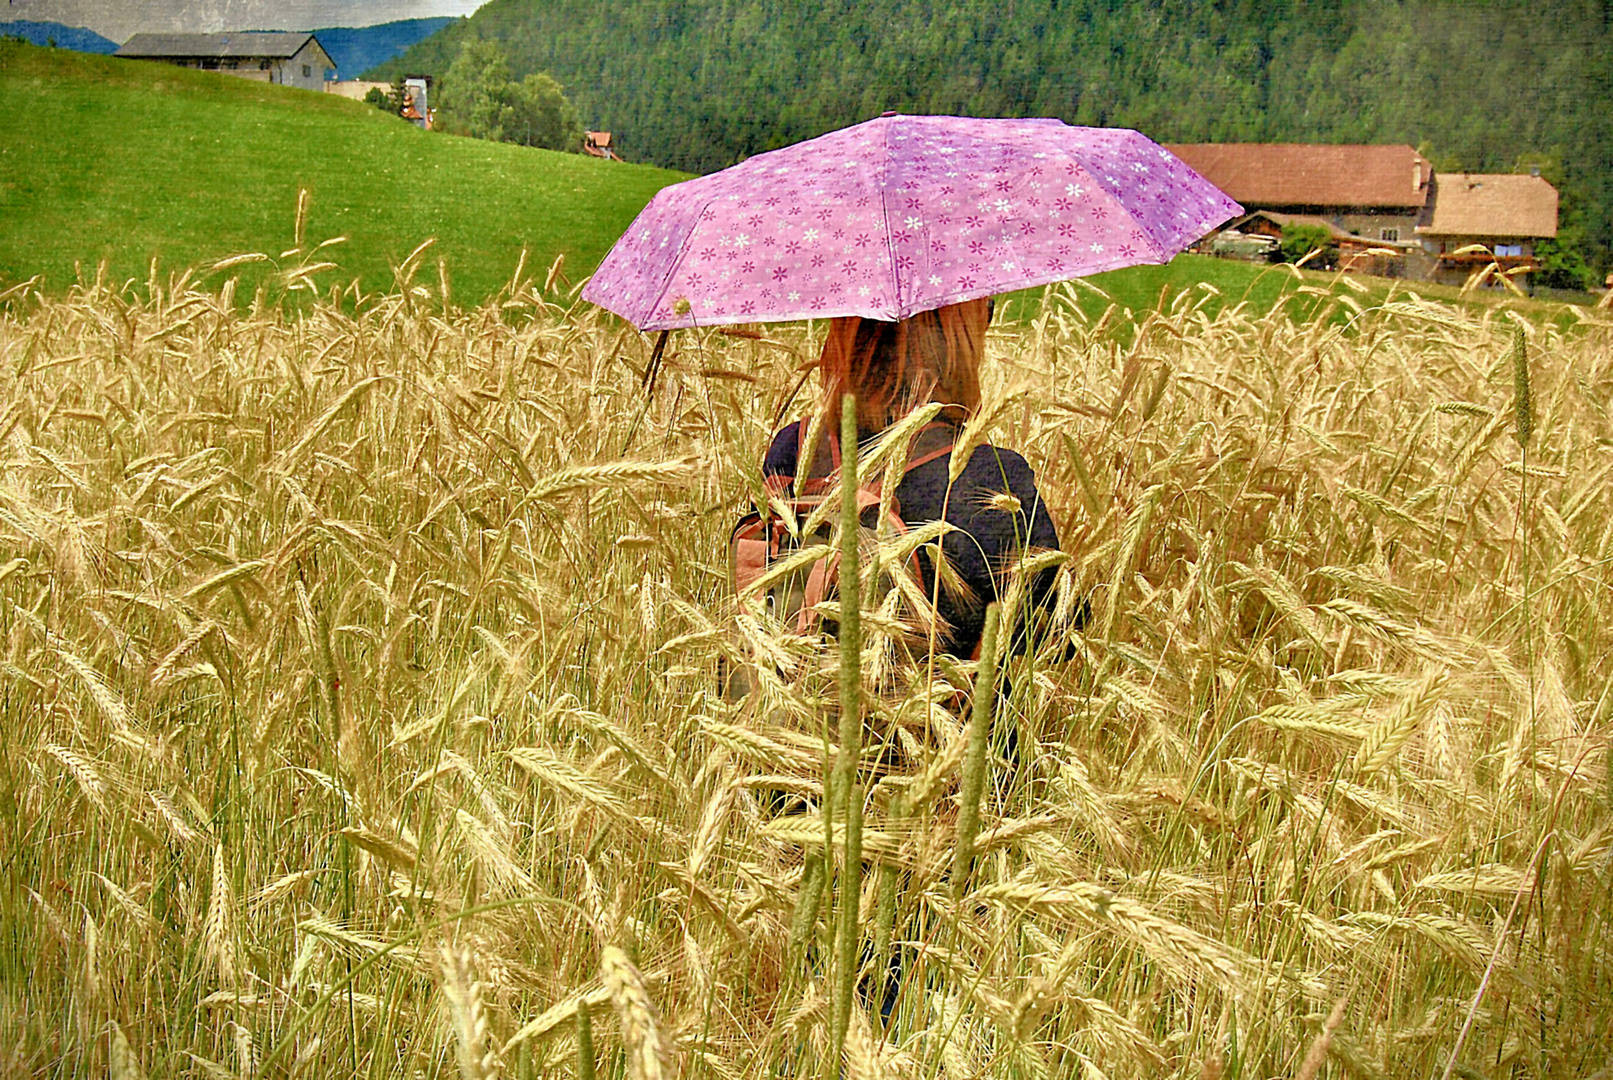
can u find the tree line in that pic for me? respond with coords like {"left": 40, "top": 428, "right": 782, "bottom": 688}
{"left": 370, "top": 40, "right": 583, "bottom": 152}
{"left": 369, "top": 0, "right": 1613, "bottom": 281}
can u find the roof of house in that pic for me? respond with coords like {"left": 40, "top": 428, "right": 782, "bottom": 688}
{"left": 1236, "top": 210, "right": 1352, "bottom": 241}
{"left": 1417, "top": 173, "right": 1559, "bottom": 238}
{"left": 116, "top": 32, "right": 324, "bottom": 61}
{"left": 1165, "top": 143, "right": 1432, "bottom": 209}
{"left": 587, "top": 131, "right": 613, "bottom": 146}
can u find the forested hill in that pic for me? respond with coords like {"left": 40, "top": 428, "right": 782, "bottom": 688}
{"left": 372, "top": 0, "right": 1613, "bottom": 273}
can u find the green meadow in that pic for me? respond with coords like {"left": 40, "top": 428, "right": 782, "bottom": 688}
{"left": 0, "top": 39, "right": 1583, "bottom": 325}
{"left": 0, "top": 41, "right": 687, "bottom": 304}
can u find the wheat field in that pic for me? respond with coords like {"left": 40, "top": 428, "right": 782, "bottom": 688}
{"left": 1, "top": 260, "right": 1610, "bottom": 1080}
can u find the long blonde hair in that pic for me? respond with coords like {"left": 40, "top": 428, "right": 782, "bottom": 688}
{"left": 816, "top": 298, "right": 989, "bottom": 431}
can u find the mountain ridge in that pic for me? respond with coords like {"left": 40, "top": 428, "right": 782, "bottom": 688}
{"left": 0, "top": 20, "right": 117, "bottom": 52}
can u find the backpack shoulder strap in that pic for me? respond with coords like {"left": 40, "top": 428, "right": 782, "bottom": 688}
{"left": 781, "top": 415, "right": 955, "bottom": 496}
{"left": 901, "top": 421, "right": 956, "bottom": 475}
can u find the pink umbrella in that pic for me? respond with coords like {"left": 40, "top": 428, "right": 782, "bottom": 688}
{"left": 583, "top": 114, "right": 1240, "bottom": 331}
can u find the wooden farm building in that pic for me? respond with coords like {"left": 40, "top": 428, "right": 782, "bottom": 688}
{"left": 1416, "top": 172, "right": 1560, "bottom": 284}
{"left": 1173, "top": 142, "right": 1560, "bottom": 284}
{"left": 116, "top": 32, "right": 335, "bottom": 92}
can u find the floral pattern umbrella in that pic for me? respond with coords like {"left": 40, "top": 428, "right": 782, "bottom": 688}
{"left": 583, "top": 114, "right": 1241, "bottom": 330}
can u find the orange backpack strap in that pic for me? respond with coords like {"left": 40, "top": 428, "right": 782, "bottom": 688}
{"left": 799, "top": 555, "right": 835, "bottom": 633}
{"left": 901, "top": 422, "right": 956, "bottom": 475}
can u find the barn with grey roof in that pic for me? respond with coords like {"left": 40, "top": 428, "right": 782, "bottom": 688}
{"left": 116, "top": 32, "right": 335, "bottom": 92}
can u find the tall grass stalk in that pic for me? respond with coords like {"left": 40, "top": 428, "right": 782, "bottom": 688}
{"left": 952, "top": 603, "right": 1002, "bottom": 900}
{"left": 1510, "top": 320, "right": 1540, "bottom": 804}
{"left": 828, "top": 391, "right": 864, "bottom": 1075}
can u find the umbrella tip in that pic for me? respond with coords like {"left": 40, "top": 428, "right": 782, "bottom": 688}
{"left": 881, "top": 110, "right": 897, "bottom": 117}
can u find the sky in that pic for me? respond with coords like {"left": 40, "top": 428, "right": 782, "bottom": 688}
{"left": 4, "top": 0, "right": 488, "bottom": 41}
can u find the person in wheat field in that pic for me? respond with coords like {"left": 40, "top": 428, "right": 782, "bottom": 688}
{"left": 740, "top": 296, "right": 1066, "bottom": 1027}
{"left": 754, "top": 297, "right": 1063, "bottom": 662}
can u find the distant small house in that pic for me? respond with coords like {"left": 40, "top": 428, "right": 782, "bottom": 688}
{"left": 585, "top": 132, "right": 623, "bottom": 161}
{"left": 1168, "top": 143, "right": 1434, "bottom": 274}
{"left": 1416, "top": 173, "right": 1559, "bottom": 285}
{"left": 116, "top": 32, "right": 335, "bottom": 92}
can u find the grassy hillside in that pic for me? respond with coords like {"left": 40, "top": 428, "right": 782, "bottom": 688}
{"left": 0, "top": 41, "right": 687, "bottom": 306}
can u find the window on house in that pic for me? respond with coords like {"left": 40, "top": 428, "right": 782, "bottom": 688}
{"left": 1380, "top": 228, "right": 1399, "bottom": 242}
{"left": 303, "top": 65, "right": 312, "bottom": 77}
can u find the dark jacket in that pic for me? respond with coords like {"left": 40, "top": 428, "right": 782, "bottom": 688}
{"left": 762, "top": 419, "right": 1061, "bottom": 659}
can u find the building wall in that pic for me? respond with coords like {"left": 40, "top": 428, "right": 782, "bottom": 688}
{"left": 156, "top": 57, "right": 271, "bottom": 80}
{"left": 145, "top": 52, "right": 330, "bottom": 90}
{"left": 1331, "top": 211, "right": 1421, "bottom": 243}
{"left": 1235, "top": 203, "right": 1424, "bottom": 244}
{"left": 282, "top": 42, "right": 333, "bottom": 91}
{"left": 1423, "top": 235, "right": 1538, "bottom": 257}
{"left": 325, "top": 80, "right": 391, "bottom": 101}
{"left": 1424, "top": 234, "right": 1542, "bottom": 287}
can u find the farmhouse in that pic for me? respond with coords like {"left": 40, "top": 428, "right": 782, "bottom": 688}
{"left": 1171, "top": 143, "right": 1563, "bottom": 285}
{"left": 1416, "top": 172, "right": 1559, "bottom": 285}
{"left": 115, "top": 32, "right": 335, "bottom": 92}
{"left": 1167, "top": 143, "right": 1433, "bottom": 245}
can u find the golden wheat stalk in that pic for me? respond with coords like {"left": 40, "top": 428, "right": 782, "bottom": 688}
{"left": 1354, "top": 670, "right": 1447, "bottom": 776}
{"left": 42, "top": 743, "right": 108, "bottom": 812}
{"left": 442, "top": 942, "right": 503, "bottom": 1080}
{"left": 505, "top": 746, "right": 630, "bottom": 822}
{"left": 203, "top": 842, "right": 239, "bottom": 986}
{"left": 600, "top": 946, "right": 672, "bottom": 1080}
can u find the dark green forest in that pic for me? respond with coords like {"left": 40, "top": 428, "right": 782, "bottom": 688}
{"left": 371, "top": 0, "right": 1613, "bottom": 275}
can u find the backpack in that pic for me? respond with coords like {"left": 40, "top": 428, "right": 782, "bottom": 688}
{"left": 728, "top": 417, "right": 955, "bottom": 645}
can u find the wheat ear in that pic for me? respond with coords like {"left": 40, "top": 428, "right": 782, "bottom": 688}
{"left": 109, "top": 1022, "right": 146, "bottom": 1080}
{"left": 601, "top": 945, "right": 671, "bottom": 1080}
{"left": 203, "top": 842, "right": 238, "bottom": 986}
{"left": 442, "top": 943, "right": 501, "bottom": 1080}
{"left": 788, "top": 854, "right": 827, "bottom": 964}
{"left": 1296, "top": 996, "right": 1348, "bottom": 1080}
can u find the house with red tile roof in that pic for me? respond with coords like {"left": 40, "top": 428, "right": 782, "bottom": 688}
{"left": 1169, "top": 144, "right": 1561, "bottom": 284}
{"left": 1167, "top": 143, "right": 1433, "bottom": 247}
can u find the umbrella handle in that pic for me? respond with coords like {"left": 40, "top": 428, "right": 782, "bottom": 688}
{"left": 642, "top": 330, "right": 670, "bottom": 395}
